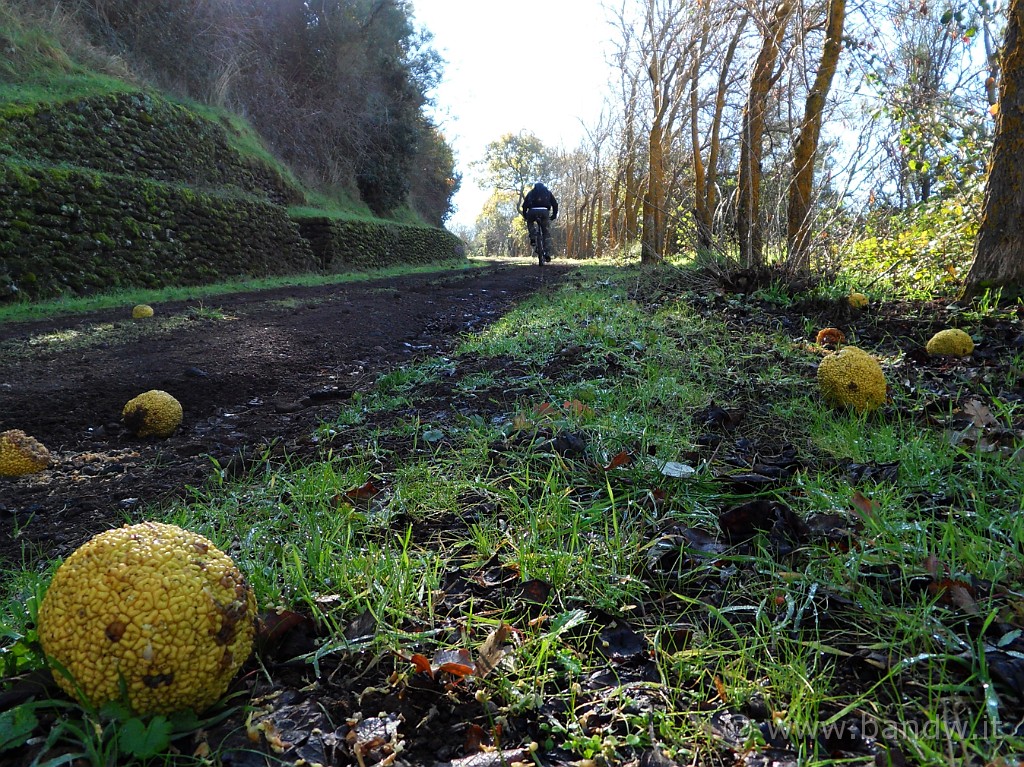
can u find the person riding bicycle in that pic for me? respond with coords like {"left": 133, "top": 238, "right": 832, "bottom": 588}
{"left": 521, "top": 182, "right": 558, "bottom": 262}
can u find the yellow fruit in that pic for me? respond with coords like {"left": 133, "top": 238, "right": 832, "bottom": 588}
{"left": 925, "top": 328, "right": 974, "bottom": 356}
{"left": 132, "top": 304, "right": 154, "bottom": 319}
{"left": 122, "top": 390, "right": 182, "bottom": 438}
{"left": 817, "top": 346, "right": 887, "bottom": 412}
{"left": 848, "top": 292, "right": 869, "bottom": 309}
{"left": 0, "top": 429, "right": 51, "bottom": 476}
{"left": 38, "top": 522, "right": 256, "bottom": 715}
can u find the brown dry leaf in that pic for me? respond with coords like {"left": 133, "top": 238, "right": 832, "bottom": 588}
{"left": 343, "top": 479, "right": 381, "bottom": 503}
{"left": 562, "top": 399, "right": 594, "bottom": 417}
{"left": 475, "top": 624, "right": 512, "bottom": 678}
{"left": 408, "top": 653, "right": 433, "bottom": 676}
{"left": 713, "top": 674, "right": 729, "bottom": 703}
{"left": 929, "top": 578, "right": 981, "bottom": 615}
{"left": 532, "top": 402, "right": 557, "bottom": 417}
{"left": 432, "top": 647, "right": 476, "bottom": 678}
{"left": 963, "top": 399, "right": 997, "bottom": 428}
{"left": 603, "top": 449, "right": 633, "bottom": 470}
{"left": 850, "top": 490, "right": 880, "bottom": 523}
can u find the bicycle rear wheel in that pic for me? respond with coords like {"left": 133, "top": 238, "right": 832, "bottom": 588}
{"left": 531, "top": 221, "right": 545, "bottom": 266}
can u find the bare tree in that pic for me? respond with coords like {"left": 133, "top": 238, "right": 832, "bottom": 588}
{"left": 690, "top": 2, "right": 749, "bottom": 253}
{"left": 786, "top": 0, "right": 846, "bottom": 272}
{"left": 613, "top": 0, "right": 697, "bottom": 263}
{"left": 737, "top": 0, "right": 795, "bottom": 268}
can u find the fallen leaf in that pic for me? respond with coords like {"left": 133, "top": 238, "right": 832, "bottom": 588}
{"left": 408, "top": 653, "right": 432, "bottom": 675}
{"left": 963, "top": 399, "right": 997, "bottom": 428}
{"left": 432, "top": 648, "right": 476, "bottom": 678}
{"left": 562, "top": 399, "right": 594, "bottom": 417}
{"left": 343, "top": 479, "right": 381, "bottom": 502}
{"left": 850, "top": 490, "right": 880, "bottom": 523}
{"left": 659, "top": 461, "right": 696, "bottom": 478}
{"left": 532, "top": 402, "right": 557, "bottom": 417}
{"left": 475, "top": 624, "right": 512, "bottom": 678}
{"left": 603, "top": 449, "right": 633, "bottom": 471}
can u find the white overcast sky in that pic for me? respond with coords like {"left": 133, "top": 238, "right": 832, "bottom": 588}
{"left": 410, "top": 0, "right": 619, "bottom": 229}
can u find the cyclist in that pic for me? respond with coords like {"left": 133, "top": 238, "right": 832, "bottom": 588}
{"left": 521, "top": 182, "right": 558, "bottom": 262}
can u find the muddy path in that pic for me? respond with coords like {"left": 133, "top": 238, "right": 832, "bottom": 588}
{"left": 0, "top": 261, "right": 572, "bottom": 568}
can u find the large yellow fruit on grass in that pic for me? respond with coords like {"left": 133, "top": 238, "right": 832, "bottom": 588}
{"left": 848, "top": 292, "right": 869, "bottom": 309}
{"left": 122, "top": 390, "right": 182, "bottom": 438}
{"left": 0, "top": 429, "right": 51, "bottom": 476}
{"left": 38, "top": 522, "right": 256, "bottom": 715}
{"left": 132, "top": 304, "right": 154, "bottom": 319}
{"left": 817, "top": 346, "right": 887, "bottom": 412}
{"left": 926, "top": 328, "right": 974, "bottom": 356}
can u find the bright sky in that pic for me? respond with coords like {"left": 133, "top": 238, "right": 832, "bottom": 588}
{"left": 410, "top": 1, "right": 619, "bottom": 230}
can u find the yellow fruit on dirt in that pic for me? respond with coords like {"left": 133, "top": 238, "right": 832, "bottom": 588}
{"left": 38, "top": 521, "right": 256, "bottom": 715}
{"left": 816, "top": 346, "right": 887, "bottom": 412}
{"left": 848, "top": 292, "right": 869, "bottom": 309}
{"left": 925, "top": 328, "right": 974, "bottom": 356}
{"left": 0, "top": 429, "right": 51, "bottom": 476}
{"left": 122, "top": 390, "right": 182, "bottom": 438}
{"left": 132, "top": 304, "right": 154, "bottom": 319}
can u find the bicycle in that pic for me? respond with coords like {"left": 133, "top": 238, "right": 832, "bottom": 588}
{"left": 526, "top": 208, "right": 551, "bottom": 267}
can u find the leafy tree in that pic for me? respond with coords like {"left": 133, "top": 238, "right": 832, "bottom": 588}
{"left": 475, "top": 132, "right": 556, "bottom": 208}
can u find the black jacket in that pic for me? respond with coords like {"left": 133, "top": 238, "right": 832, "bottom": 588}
{"left": 522, "top": 184, "right": 558, "bottom": 218}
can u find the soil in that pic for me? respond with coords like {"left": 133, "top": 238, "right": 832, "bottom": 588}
{"left": 0, "top": 261, "right": 570, "bottom": 570}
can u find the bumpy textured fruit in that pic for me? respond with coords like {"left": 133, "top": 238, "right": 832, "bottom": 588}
{"left": 132, "top": 304, "right": 155, "bottom": 319}
{"left": 38, "top": 521, "right": 256, "bottom": 715}
{"left": 817, "top": 346, "right": 887, "bottom": 412}
{"left": 0, "top": 429, "right": 51, "bottom": 476}
{"left": 926, "top": 328, "right": 974, "bottom": 356}
{"left": 122, "top": 390, "right": 182, "bottom": 438}
{"left": 848, "top": 292, "right": 869, "bottom": 309}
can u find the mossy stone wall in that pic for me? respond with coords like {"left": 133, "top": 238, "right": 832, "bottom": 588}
{"left": 297, "top": 217, "right": 465, "bottom": 271}
{"left": 0, "top": 90, "right": 463, "bottom": 302}
{"left": 0, "top": 91, "right": 303, "bottom": 205}
{"left": 0, "top": 163, "right": 317, "bottom": 299}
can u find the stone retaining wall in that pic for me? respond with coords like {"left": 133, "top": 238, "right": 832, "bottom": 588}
{"left": 0, "top": 90, "right": 463, "bottom": 302}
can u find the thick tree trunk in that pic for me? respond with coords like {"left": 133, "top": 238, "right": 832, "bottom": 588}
{"left": 737, "top": 0, "right": 793, "bottom": 268}
{"left": 964, "top": 0, "right": 1024, "bottom": 300}
{"left": 643, "top": 119, "right": 667, "bottom": 263}
{"left": 786, "top": 0, "right": 846, "bottom": 272}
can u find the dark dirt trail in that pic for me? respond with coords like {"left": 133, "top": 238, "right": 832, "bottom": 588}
{"left": 0, "top": 261, "right": 571, "bottom": 568}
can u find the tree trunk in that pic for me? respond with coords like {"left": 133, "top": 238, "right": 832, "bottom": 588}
{"left": 964, "top": 0, "right": 1024, "bottom": 300}
{"left": 737, "top": 0, "right": 794, "bottom": 268}
{"left": 692, "top": 11, "right": 748, "bottom": 253}
{"left": 786, "top": 0, "right": 846, "bottom": 273}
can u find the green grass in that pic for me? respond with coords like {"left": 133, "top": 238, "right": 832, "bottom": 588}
{"left": 3, "top": 262, "right": 1024, "bottom": 764}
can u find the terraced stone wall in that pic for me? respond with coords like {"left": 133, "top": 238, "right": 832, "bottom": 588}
{"left": 0, "top": 91, "right": 303, "bottom": 205}
{"left": 297, "top": 217, "right": 464, "bottom": 271}
{"left": 0, "top": 90, "right": 463, "bottom": 302}
{"left": 0, "top": 163, "right": 317, "bottom": 299}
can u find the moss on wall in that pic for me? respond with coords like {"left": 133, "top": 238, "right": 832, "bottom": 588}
{"left": 0, "top": 91, "right": 303, "bottom": 205}
{"left": 297, "top": 217, "right": 464, "bottom": 271}
{"left": 0, "top": 90, "right": 464, "bottom": 302}
{"left": 0, "top": 162, "right": 317, "bottom": 300}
